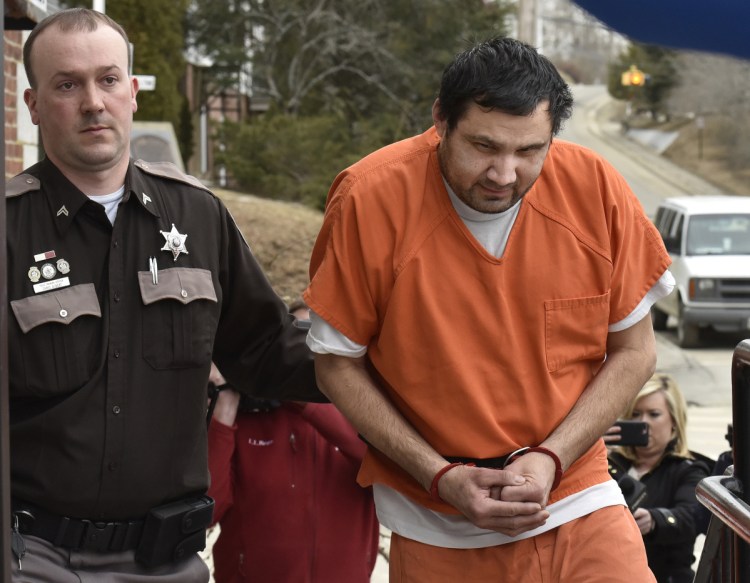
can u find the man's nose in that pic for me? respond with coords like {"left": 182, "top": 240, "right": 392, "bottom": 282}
{"left": 486, "top": 155, "right": 517, "bottom": 186}
{"left": 80, "top": 83, "right": 105, "bottom": 113}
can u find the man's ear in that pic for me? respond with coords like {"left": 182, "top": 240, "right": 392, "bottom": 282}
{"left": 23, "top": 88, "right": 40, "bottom": 126}
{"left": 432, "top": 98, "right": 447, "bottom": 138}
{"left": 130, "top": 75, "right": 139, "bottom": 113}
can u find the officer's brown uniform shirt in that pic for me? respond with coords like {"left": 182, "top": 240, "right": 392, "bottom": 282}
{"left": 7, "top": 158, "right": 321, "bottom": 521}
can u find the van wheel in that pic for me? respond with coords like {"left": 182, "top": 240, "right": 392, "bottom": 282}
{"left": 677, "top": 300, "right": 700, "bottom": 348}
{"left": 651, "top": 307, "right": 668, "bottom": 331}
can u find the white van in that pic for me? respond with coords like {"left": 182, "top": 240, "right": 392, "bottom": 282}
{"left": 651, "top": 196, "right": 750, "bottom": 347}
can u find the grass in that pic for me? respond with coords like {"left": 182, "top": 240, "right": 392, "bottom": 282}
{"left": 662, "top": 119, "right": 750, "bottom": 195}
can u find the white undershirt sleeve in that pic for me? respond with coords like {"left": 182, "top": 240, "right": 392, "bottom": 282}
{"left": 608, "top": 269, "right": 675, "bottom": 332}
{"left": 306, "top": 311, "right": 368, "bottom": 357}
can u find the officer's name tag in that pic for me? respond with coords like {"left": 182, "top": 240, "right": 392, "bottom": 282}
{"left": 33, "top": 277, "right": 70, "bottom": 294}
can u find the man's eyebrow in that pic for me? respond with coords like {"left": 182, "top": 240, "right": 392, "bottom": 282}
{"left": 465, "top": 133, "right": 549, "bottom": 150}
{"left": 51, "top": 64, "right": 123, "bottom": 79}
{"left": 98, "top": 65, "right": 123, "bottom": 75}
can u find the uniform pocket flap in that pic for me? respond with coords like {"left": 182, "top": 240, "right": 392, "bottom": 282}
{"left": 138, "top": 267, "right": 218, "bottom": 305}
{"left": 10, "top": 283, "right": 101, "bottom": 334}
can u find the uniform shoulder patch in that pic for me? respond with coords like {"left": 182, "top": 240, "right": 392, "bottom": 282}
{"left": 6, "top": 174, "right": 41, "bottom": 198}
{"left": 134, "top": 160, "right": 212, "bottom": 193}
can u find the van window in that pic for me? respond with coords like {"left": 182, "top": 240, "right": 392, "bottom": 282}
{"left": 655, "top": 207, "right": 675, "bottom": 238}
{"left": 671, "top": 214, "right": 684, "bottom": 254}
{"left": 656, "top": 207, "right": 681, "bottom": 253}
{"left": 686, "top": 214, "right": 750, "bottom": 255}
{"left": 654, "top": 207, "right": 667, "bottom": 234}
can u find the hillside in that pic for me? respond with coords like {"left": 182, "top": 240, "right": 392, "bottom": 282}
{"left": 214, "top": 188, "right": 323, "bottom": 305}
{"left": 662, "top": 117, "right": 750, "bottom": 196}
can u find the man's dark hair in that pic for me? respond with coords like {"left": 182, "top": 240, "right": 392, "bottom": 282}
{"left": 436, "top": 37, "right": 573, "bottom": 135}
{"left": 23, "top": 8, "right": 131, "bottom": 89}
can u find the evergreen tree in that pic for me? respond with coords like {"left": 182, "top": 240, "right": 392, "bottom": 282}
{"left": 608, "top": 43, "right": 678, "bottom": 120}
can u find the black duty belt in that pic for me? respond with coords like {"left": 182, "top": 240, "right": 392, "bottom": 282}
{"left": 444, "top": 454, "right": 511, "bottom": 469}
{"left": 11, "top": 499, "right": 144, "bottom": 553}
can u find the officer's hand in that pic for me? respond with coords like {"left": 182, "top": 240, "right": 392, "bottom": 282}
{"left": 212, "top": 389, "right": 241, "bottom": 427}
{"left": 437, "top": 465, "right": 550, "bottom": 537}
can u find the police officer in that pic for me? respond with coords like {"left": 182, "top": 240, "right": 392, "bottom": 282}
{"left": 6, "top": 8, "right": 322, "bottom": 582}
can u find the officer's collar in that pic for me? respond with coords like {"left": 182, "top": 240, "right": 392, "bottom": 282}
{"left": 125, "top": 159, "right": 161, "bottom": 218}
{"left": 33, "top": 159, "right": 163, "bottom": 236}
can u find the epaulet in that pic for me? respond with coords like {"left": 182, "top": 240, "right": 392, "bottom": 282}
{"left": 6, "top": 174, "right": 40, "bottom": 198}
{"left": 134, "top": 160, "right": 212, "bottom": 193}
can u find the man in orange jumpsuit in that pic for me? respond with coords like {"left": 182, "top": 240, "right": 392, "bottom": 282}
{"left": 304, "top": 37, "right": 673, "bottom": 582}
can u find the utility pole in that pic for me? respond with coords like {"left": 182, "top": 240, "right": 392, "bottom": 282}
{"left": 1, "top": 7, "right": 8, "bottom": 583}
{"left": 517, "top": 0, "right": 539, "bottom": 47}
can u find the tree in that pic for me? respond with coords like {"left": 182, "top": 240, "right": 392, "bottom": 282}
{"left": 188, "top": 0, "right": 510, "bottom": 122}
{"left": 218, "top": 113, "right": 355, "bottom": 209}
{"left": 608, "top": 43, "right": 678, "bottom": 119}
{"left": 375, "top": 0, "right": 510, "bottom": 133}
{"left": 188, "top": 0, "right": 512, "bottom": 205}
{"left": 188, "top": 0, "right": 404, "bottom": 117}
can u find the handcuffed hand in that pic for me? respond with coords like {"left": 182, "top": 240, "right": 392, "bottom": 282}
{"left": 436, "top": 464, "right": 550, "bottom": 537}
{"left": 499, "top": 451, "right": 558, "bottom": 508}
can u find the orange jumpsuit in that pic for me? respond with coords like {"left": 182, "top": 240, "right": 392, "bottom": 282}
{"left": 305, "top": 127, "right": 668, "bottom": 580}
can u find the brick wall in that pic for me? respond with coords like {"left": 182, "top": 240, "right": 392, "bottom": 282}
{"left": 5, "top": 30, "right": 24, "bottom": 179}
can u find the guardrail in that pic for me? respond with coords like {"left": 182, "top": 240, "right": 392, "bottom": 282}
{"left": 695, "top": 339, "right": 750, "bottom": 582}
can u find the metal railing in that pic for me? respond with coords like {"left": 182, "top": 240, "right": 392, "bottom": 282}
{"left": 695, "top": 339, "right": 750, "bottom": 582}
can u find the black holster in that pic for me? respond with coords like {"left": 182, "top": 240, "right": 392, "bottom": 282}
{"left": 135, "top": 495, "right": 214, "bottom": 567}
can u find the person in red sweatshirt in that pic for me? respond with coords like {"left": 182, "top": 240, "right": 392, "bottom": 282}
{"left": 206, "top": 303, "right": 380, "bottom": 583}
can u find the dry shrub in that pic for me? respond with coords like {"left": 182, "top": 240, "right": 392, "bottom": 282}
{"left": 215, "top": 188, "right": 324, "bottom": 304}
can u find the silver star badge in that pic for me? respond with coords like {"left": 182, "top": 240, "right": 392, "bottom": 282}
{"left": 160, "top": 223, "right": 189, "bottom": 261}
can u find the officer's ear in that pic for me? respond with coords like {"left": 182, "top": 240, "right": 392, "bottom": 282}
{"left": 24, "top": 88, "right": 40, "bottom": 126}
{"left": 130, "top": 75, "right": 139, "bottom": 113}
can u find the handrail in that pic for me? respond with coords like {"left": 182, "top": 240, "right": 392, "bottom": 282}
{"left": 693, "top": 340, "right": 750, "bottom": 582}
{"left": 1, "top": 11, "right": 10, "bottom": 583}
{"left": 696, "top": 473, "right": 750, "bottom": 544}
{"left": 733, "top": 340, "right": 750, "bottom": 504}
{"left": 731, "top": 339, "right": 750, "bottom": 578}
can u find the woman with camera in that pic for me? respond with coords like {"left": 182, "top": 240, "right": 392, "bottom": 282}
{"left": 607, "top": 374, "right": 711, "bottom": 583}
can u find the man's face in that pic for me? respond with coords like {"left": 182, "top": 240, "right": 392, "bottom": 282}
{"left": 434, "top": 100, "right": 552, "bottom": 214}
{"left": 23, "top": 23, "right": 138, "bottom": 177}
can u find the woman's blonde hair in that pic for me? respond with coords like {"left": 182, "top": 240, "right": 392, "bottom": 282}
{"left": 616, "top": 373, "right": 692, "bottom": 461}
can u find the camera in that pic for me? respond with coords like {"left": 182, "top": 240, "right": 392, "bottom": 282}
{"left": 608, "top": 460, "right": 647, "bottom": 512}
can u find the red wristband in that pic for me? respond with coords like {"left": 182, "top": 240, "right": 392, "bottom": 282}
{"left": 429, "top": 462, "right": 463, "bottom": 502}
{"left": 504, "top": 446, "right": 564, "bottom": 492}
